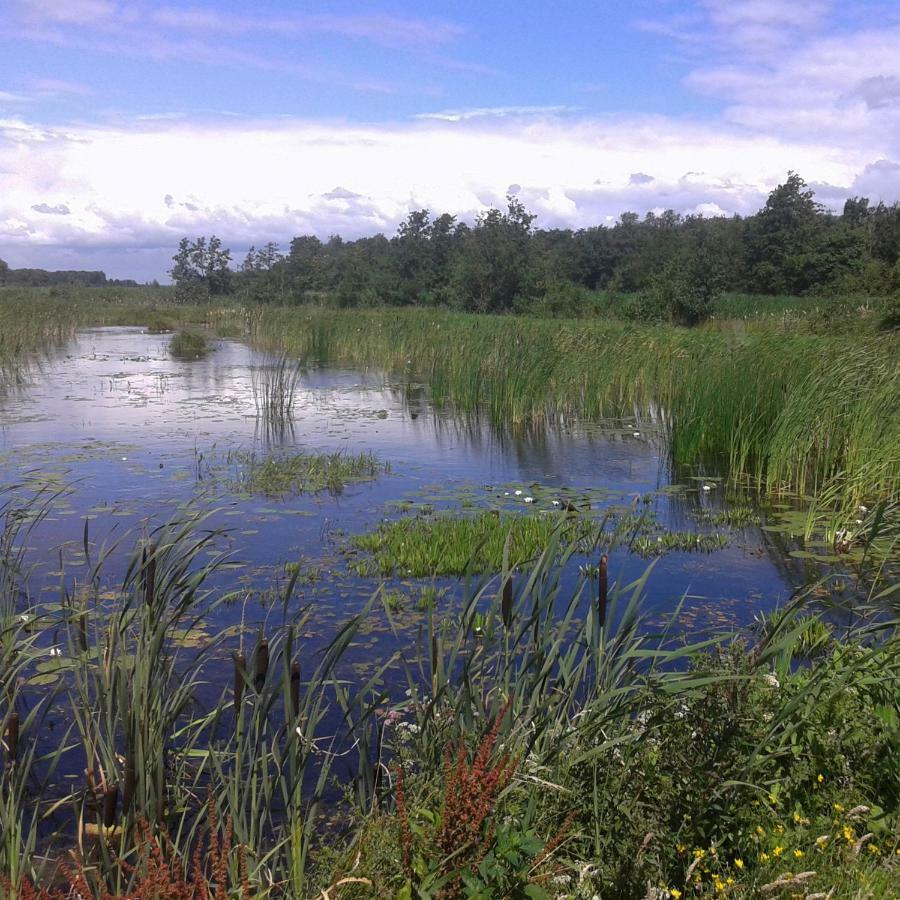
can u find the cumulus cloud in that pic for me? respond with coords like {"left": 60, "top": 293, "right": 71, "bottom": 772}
{"left": 1, "top": 111, "right": 892, "bottom": 279}
{"left": 647, "top": 3, "right": 900, "bottom": 155}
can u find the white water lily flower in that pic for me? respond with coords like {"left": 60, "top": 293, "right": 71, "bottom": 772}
{"left": 514, "top": 489, "right": 523, "bottom": 496}
{"left": 551, "top": 500, "right": 561, "bottom": 507}
{"left": 49, "top": 647, "right": 62, "bottom": 657}
{"left": 524, "top": 496, "right": 535, "bottom": 504}
{"left": 633, "top": 431, "right": 640, "bottom": 437}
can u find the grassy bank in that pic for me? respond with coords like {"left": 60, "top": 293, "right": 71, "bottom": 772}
{"left": 242, "top": 307, "right": 900, "bottom": 509}
{"left": 2, "top": 497, "right": 898, "bottom": 898}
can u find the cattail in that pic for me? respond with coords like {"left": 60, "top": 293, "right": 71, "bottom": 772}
{"left": 289, "top": 661, "right": 300, "bottom": 718}
{"left": 123, "top": 757, "right": 136, "bottom": 814}
{"left": 598, "top": 554, "right": 608, "bottom": 628}
{"left": 233, "top": 652, "right": 246, "bottom": 708}
{"left": 102, "top": 783, "right": 119, "bottom": 829}
{"left": 142, "top": 542, "right": 157, "bottom": 606}
{"left": 253, "top": 640, "right": 269, "bottom": 693}
{"left": 77, "top": 611, "right": 88, "bottom": 652}
{"left": 500, "top": 578, "right": 513, "bottom": 630}
{"left": 5, "top": 712, "right": 19, "bottom": 765}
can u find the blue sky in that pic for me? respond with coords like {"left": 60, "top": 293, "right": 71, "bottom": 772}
{"left": 1, "top": 0, "right": 899, "bottom": 279}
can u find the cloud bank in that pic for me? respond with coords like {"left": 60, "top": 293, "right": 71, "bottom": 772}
{"left": 0, "top": 110, "right": 895, "bottom": 280}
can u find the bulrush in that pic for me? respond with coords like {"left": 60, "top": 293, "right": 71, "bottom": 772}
{"left": 253, "top": 639, "right": 269, "bottom": 693}
{"left": 102, "top": 783, "right": 119, "bottom": 829}
{"left": 141, "top": 541, "right": 157, "bottom": 607}
{"left": 289, "top": 661, "right": 300, "bottom": 718}
{"left": 233, "top": 651, "right": 246, "bottom": 709}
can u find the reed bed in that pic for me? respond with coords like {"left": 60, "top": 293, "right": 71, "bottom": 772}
{"left": 2, "top": 488, "right": 898, "bottom": 896}
{"left": 240, "top": 308, "right": 900, "bottom": 510}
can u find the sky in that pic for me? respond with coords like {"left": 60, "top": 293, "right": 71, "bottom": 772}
{"left": 1, "top": 0, "right": 899, "bottom": 281}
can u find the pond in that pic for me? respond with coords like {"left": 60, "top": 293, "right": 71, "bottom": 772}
{"left": 1, "top": 326, "right": 853, "bottom": 673}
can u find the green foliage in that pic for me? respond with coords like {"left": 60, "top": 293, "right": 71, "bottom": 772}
{"left": 245, "top": 307, "right": 900, "bottom": 509}
{"left": 228, "top": 448, "right": 388, "bottom": 496}
{"left": 352, "top": 511, "right": 590, "bottom": 577}
{"left": 3, "top": 488, "right": 899, "bottom": 898}
{"left": 170, "top": 235, "right": 233, "bottom": 301}
{"left": 168, "top": 328, "right": 211, "bottom": 359}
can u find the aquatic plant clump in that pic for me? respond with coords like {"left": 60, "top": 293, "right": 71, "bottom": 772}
{"left": 168, "top": 328, "right": 212, "bottom": 359}
{"left": 228, "top": 448, "right": 389, "bottom": 495}
{"left": 352, "top": 510, "right": 597, "bottom": 576}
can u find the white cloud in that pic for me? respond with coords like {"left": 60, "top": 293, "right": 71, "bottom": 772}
{"left": 415, "top": 105, "right": 577, "bottom": 122}
{"left": 0, "top": 111, "right": 891, "bottom": 279}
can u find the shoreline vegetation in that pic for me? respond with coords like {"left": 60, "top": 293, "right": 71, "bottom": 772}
{"left": 1, "top": 500, "right": 898, "bottom": 898}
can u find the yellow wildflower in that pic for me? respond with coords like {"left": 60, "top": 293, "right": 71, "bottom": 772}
{"left": 693, "top": 848, "right": 706, "bottom": 859}
{"left": 670, "top": 890, "right": 682, "bottom": 899}
{"left": 755, "top": 825, "right": 765, "bottom": 836}
{"left": 676, "top": 843, "right": 686, "bottom": 853}
{"left": 774, "top": 824, "right": 785, "bottom": 834}
{"left": 792, "top": 812, "right": 802, "bottom": 823}
{"left": 843, "top": 825, "right": 854, "bottom": 843}
{"left": 793, "top": 849, "right": 805, "bottom": 858}
{"left": 773, "top": 846, "right": 784, "bottom": 857}
{"left": 833, "top": 803, "right": 844, "bottom": 813}
{"left": 815, "top": 836, "right": 829, "bottom": 849}
{"left": 735, "top": 859, "right": 744, "bottom": 870}
{"left": 867, "top": 844, "right": 879, "bottom": 855}
{"left": 817, "top": 773, "right": 824, "bottom": 783}
{"left": 759, "top": 852, "right": 769, "bottom": 861}
{"left": 726, "top": 877, "right": 735, "bottom": 885}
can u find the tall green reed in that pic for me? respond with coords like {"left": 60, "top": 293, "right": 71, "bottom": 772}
{"left": 239, "top": 308, "right": 899, "bottom": 510}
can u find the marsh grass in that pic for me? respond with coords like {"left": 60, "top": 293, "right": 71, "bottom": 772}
{"left": 168, "top": 328, "right": 211, "bottom": 359}
{"left": 0, "top": 495, "right": 373, "bottom": 897}
{"left": 250, "top": 352, "right": 303, "bottom": 425}
{"left": 241, "top": 308, "right": 899, "bottom": 511}
{"left": 228, "top": 448, "right": 388, "bottom": 496}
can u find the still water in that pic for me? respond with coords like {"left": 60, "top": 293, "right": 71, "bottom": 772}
{"left": 0, "top": 327, "right": 821, "bottom": 681}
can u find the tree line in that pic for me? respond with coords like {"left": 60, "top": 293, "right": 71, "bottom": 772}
{"left": 0, "top": 260, "right": 139, "bottom": 289}
{"left": 172, "top": 172, "right": 900, "bottom": 323}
